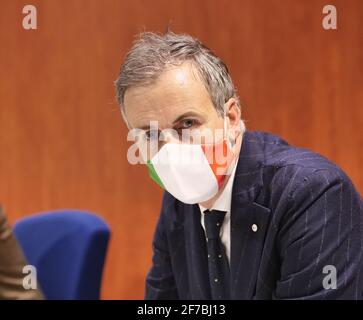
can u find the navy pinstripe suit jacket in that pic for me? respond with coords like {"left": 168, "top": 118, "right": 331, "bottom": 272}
{"left": 145, "top": 131, "right": 363, "bottom": 300}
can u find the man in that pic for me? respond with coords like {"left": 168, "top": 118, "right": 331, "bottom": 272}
{"left": 115, "top": 31, "right": 363, "bottom": 299}
{"left": 0, "top": 207, "right": 43, "bottom": 299}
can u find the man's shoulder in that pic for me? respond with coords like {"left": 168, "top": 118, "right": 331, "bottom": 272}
{"left": 247, "top": 130, "right": 344, "bottom": 176}
{"left": 244, "top": 131, "right": 358, "bottom": 201}
{"left": 240, "top": 132, "right": 362, "bottom": 237}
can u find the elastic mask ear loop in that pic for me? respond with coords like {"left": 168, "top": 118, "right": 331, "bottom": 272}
{"left": 223, "top": 114, "right": 228, "bottom": 141}
{"left": 224, "top": 115, "right": 236, "bottom": 149}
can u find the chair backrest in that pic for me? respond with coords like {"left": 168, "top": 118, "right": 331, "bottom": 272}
{"left": 13, "top": 210, "right": 110, "bottom": 300}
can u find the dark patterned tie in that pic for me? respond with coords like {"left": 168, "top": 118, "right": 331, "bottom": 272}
{"left": 204, "top": 209, "right": 230, "bottom": 300}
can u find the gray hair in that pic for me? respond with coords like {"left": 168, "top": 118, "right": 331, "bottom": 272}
{"left": 115, "top": 31, "right": 241, "bottom": 121}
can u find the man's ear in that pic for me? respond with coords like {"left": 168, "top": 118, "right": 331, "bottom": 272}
{"left": 224, "top": 97, "right": 241, "bottom": 130}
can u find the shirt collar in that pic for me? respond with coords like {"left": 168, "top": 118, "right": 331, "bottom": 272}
{"left": 198, "top": 158, "right": 239, "bottom": 214}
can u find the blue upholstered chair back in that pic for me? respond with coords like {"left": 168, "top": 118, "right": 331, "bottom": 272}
{"left": 13, "top": 210, "right": 110, "bottom": 300}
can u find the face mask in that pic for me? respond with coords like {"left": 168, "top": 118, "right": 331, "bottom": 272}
{"left": 146, "top": 118, "right": 240, "bottom": 204}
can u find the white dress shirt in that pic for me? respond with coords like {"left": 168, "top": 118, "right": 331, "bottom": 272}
{"left": 198, "top": 159, "right": 238, "bottom": 264}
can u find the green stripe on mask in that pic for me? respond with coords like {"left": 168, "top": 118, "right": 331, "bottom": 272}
{"left": 147, "top": 160, "right": 165, "bottom": 189}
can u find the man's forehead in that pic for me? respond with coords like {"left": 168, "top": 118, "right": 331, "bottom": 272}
{"left": 123, "top": 65, "right": 213, "bottom": 129}
{"left": 124, "top": 64, "right": 205, "bottom": 103}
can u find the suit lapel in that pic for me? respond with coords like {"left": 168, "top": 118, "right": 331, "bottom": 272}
{"left": 230, "top": 198, "right": 271, "bottom": 299}
{"left": 229, "top": 131, "right": 272, "bottom": 299}
{"left": 180, "top": 192, "right": 272, "bottom": 300}
{"left": 183, "top": 204, "right": 211, "bottom": 299}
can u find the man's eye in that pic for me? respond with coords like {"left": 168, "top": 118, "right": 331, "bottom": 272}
{"left": 144, "top": 130, "right": 159, "bottom": 140}
{"left": 178, "top": 119, "right": 199, "bottom": 129}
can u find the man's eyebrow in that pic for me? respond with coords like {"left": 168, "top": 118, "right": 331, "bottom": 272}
{"left": 172, "top": 111, "right": 201, "bottom": 125}
{"left": 137, "top": 124, "right": 151, "bottom": 131}
{"left": 135, "top": 111, "right": 202, "bottom": 130}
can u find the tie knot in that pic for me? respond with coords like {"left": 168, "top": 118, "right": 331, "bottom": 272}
{"left": 203, "top": 210, "right": 226, "bottom": 239}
